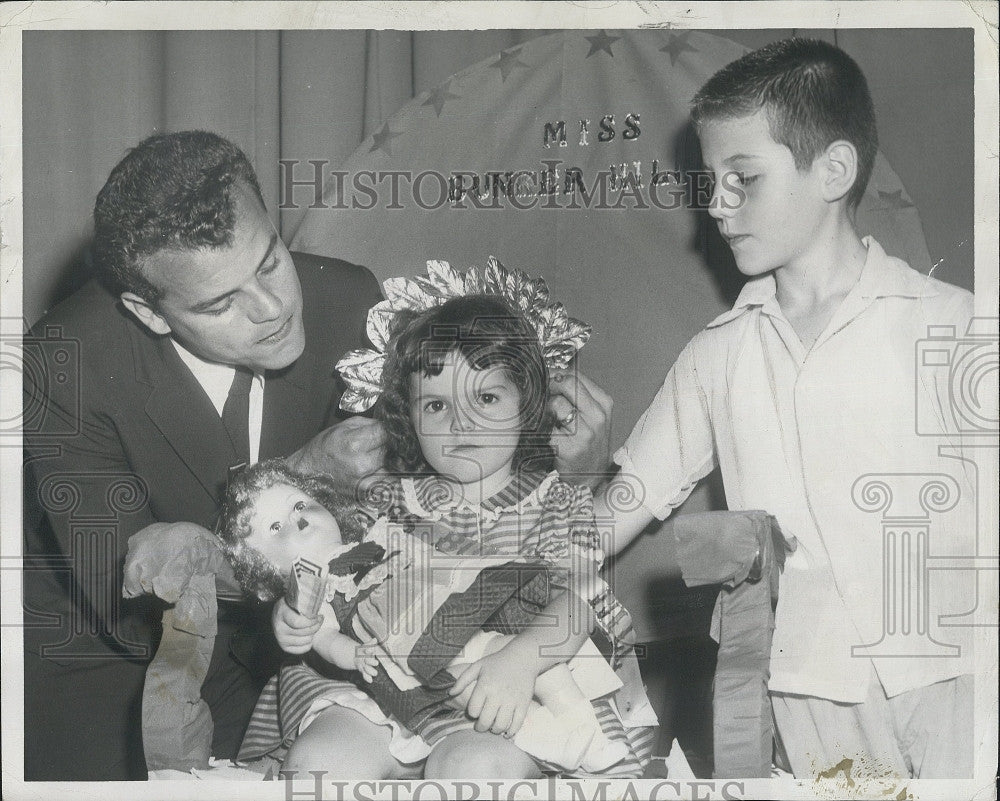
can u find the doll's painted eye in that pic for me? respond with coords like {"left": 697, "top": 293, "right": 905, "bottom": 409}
{"left": 269, "top": 521, "right": 281, "bottom": 533}
{"left": 294, "top": 500, "right": 306, "bottom": 512}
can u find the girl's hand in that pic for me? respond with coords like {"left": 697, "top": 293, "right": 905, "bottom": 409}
{"left": 354, "top": 639, "right": 380, "bottom": 683}
{"left": 448, "top": 640, "right": 538, "bottom": 737}
{"left": 272, "top": 596, "right": 322, "bottom": 654}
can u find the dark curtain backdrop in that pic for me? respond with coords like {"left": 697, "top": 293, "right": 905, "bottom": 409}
{"left": 23, "top": 28, "right": 974, "bottom": 326}
{"left": 23, "top": 29, "right": 544, "bottom": 322}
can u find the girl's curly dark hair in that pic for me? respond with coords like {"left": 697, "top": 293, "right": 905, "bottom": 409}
{"left": 215, "top": 458, "right": 368, "bottom": 602}
{"left": 376, "top": 294, "right": 555, "bottom": 476}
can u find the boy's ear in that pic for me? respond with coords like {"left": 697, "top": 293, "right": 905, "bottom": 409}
{"left": 120, "top": 292, "right": 173, "bottom": 336}
{"left": 819, "top": 140, "right": 859, "bottom": 203}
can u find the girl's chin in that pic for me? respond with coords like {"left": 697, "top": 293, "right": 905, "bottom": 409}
{"left": 733, "top": 256, "right": 773, "bottom": 277}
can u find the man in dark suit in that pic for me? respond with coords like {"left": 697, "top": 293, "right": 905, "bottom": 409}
{"left": 22, "top": 131, "right": 386, "bottom": 780}
{"left": 22, "top": 130, "right": 612, "bottom": 781}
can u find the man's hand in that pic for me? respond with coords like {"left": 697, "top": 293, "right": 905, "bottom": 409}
{"left": 285, "top": 417, "right": 386, "bottom": 496}
{"left": 448, "top": 639, "right": 538, "bottom": 738}
{"left": 272, "top": 597, "right": 322, "bottom": 655}
{"left": 548, "top": 370, "right": 614, "bottom": 487}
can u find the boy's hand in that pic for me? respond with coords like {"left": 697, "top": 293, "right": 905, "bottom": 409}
{"left": 448, "top": 640, "right": 538, "bottom": 738}
{"left": 548, "top": 370, "right": 614, "bottom": 488}
{"left": 354, "top": 639, "right": 380, "bottom": 683}
{"left": 272, "top": 597, "right": 322, "bottom": 654}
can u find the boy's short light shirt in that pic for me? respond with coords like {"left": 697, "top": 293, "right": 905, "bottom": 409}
{"left": 615, "top": 238, "right": 977, "bottom": 702}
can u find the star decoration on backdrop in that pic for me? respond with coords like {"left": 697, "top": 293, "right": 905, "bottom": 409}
{"left": 877, "top": 189, "right": 915, "bottom": 210}
{"left": 585, "top": 30, "right": 621, "bottom": 58}
{"left": 369, "top": 121, "right": 403, "bottom": 156}
{"left": 660, "top": 32, "right": 698, "bottom": 65}
{"left": 492, "top": 48, "right": 529, "bottom": 82}
{"left": 422, "top": 81, "right": 462, "bottom": 117}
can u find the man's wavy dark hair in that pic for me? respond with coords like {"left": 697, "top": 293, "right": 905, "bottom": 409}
{"left": 93, "top": 130, "right": 265, "bottom": 304}
{"left": 691, "top": 38, "right": 877, "bottom": 209}
{"left": 376, "top": 294, "right": 555, "bottom": 477}
{"left": 215, "top": 459, "right": 368, "bottom": 603}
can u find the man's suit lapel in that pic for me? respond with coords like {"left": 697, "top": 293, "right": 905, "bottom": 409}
{"left": 133, "top": 331, "right": 240, "bottom": 502}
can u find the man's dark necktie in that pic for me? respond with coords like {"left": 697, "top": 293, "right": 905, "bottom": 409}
{"left": 221, "top": 366, "right": 254, "bottom": 465}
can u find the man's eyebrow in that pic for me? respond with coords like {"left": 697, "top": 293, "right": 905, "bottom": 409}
{"left": 256, "top": 234, "right": 279, "bottom": 272}
{"left": 191, "top": 287, "right": 239, "bottom": 313}
{"left": 722, "top": 154, "right": 761, "bottom": 166}
{"left": 191, "top": 235, "right": 279, "bottom": 312}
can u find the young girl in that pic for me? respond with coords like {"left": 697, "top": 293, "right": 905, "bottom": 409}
{"left": 219, "top": 458, "right": 630, "bottom": 776}
{"left": 274, "top": 261, "right": 657, "bottom": 778}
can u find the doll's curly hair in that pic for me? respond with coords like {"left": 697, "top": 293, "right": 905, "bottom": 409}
{"left": 376, "top": 294, "right": 555, "bottom": 476}
{"left": 215, "top": 458, "right": 368, "bottom": 602}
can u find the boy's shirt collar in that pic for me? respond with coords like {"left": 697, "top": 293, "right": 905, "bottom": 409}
{"left": 705, "top": 236, "right": 941, "bottom": 330}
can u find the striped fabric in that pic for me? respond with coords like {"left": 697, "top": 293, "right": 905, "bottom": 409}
{"left": 375, "top": 470, "right": 654, "bottom": 775}
{"left": 591, "top": 587, "right": 637, "bottom": 670}
{"left": 240, "top": 662, "right": 350, "bottom": 761}
{"left": 241, "top": 470, "right": 655, "bottom": 776}
{"left": 385, "top": 470, "right": 639, "bottom": 666}
{"left": 240, "top": 661, "right": 431, "bottom": 765}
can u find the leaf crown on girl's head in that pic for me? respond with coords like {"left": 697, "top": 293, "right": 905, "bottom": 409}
{"left": 335, "top": 258, "right": 591, "bottom": 413}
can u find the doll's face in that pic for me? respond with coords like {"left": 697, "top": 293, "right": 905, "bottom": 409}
{"left": 245, "top": 482, "right": 344, "bottom": 571}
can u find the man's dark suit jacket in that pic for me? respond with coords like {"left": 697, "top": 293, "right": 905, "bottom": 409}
{"left": 22, "top": 252, "right": 381, "bottom": 780}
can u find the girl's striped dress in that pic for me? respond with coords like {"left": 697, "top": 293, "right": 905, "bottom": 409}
{"left": 240, "top": 469, "right": 657, "bottom": 777}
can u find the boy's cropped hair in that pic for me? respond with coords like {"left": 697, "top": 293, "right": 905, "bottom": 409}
{"left": 692, "top": 37, "right": 877, "bottom": 208}
{"left": 93, "top": 130, "right": 266, "bottom": 304}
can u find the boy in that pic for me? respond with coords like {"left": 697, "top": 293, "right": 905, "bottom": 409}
{"left": 597, "top": 38, "right": 975, "bottom": 778}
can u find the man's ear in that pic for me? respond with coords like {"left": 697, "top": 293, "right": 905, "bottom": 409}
{"left": 120, "top": 292, "right": 173, "bottom": 335}
{"left": 819, "top": 140, "right": 859, "bottom": 203}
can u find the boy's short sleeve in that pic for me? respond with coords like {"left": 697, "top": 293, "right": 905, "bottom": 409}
{"left": 614, "top": 338, "right": 718, "bottom": 520}
{"left": 920, "top": 288, "right": 977, "bottom": 435}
